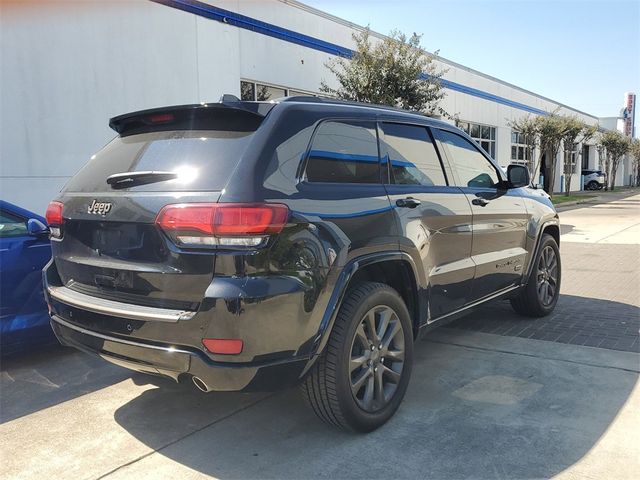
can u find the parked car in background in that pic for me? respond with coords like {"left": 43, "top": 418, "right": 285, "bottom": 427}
{"left": 0, "top": 200, "right": 55, "bottom": 355}
{"left": 582, "top": 169, "right": 606, "bottom": 190}
{"left": 44, "top": 97, "right": 561, "bottom": 432}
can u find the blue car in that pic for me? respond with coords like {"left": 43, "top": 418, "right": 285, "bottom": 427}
{"left": 0, "top": 200, "right": 54, "bottom": 355}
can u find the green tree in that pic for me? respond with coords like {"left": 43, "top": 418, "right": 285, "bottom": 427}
{"left": 598, "top": 130, "right": 631, "bottom": 191}
{"left": 535, "top": 114, "right": 566, "bottom": 197}
{"left": 321, "top": 29, "right": 447, "bottom": 116}
{"left": 560, "top": 117, "right": 597, "bottom": 196}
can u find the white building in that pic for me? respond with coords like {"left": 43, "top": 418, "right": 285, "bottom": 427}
{"left": 0, "top": 0, "right": 631, "bottom": 214}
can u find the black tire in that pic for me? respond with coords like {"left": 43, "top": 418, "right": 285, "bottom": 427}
{"left": 587, "top": 180, "right": 599, "bottom": 190}
{"left": 301, "top": 282, "right": 413, "bottom": 432}
{"left": 510, "top": 233, "right": 561, "bottom": 317}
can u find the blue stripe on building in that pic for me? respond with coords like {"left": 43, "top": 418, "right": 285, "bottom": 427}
{"left": 152, "top": 0, "right": 550, "bottom": 116}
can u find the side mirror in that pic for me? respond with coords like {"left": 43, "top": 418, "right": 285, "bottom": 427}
{"left": 27, "top": 218, "right": 49, "bottom": 237}
{"left": 507, "top": 165, "right": 530, "bottom": 188}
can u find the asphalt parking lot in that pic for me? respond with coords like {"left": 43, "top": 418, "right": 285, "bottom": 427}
{"left": 2, "top": 192, "right": 639, "bottom": 480}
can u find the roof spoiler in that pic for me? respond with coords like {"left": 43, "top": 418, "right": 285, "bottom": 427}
{"left": 109, "top": 96, "right": 275, "bottom": 137}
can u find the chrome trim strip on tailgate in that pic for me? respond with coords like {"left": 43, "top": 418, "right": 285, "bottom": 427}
{"left": 51, "top": 315, "right": 192, "bottom": 353}
{"left": 47, "top": 285, "right": 196, "bottom": 322}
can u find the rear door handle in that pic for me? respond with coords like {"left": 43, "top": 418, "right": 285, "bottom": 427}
{"left": 472, "top": 198, "right": 490, "bottom": 207}
{"left": 396, "top": 198, "right": 421, "bottom": 208}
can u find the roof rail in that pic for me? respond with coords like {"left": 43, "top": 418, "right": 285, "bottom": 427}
{"left": 279, "top": 95, "right": 430, "bottom": 116}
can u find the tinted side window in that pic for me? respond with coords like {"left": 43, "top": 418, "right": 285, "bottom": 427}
{"left": 0, "top": 209, "right": 28, "bottom": 238}
{"left": 381, "top": 123, "right": 447, "bottom": 186}
{"left": 305, "top": 121, "right": 380, "bottom": 183}
{"left": 436, "top": 130, "right": 500, "bottom": 188}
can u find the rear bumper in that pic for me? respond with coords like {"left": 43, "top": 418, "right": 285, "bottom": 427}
{"left": 50, "top": 314, "right": 309, "bottom": 392}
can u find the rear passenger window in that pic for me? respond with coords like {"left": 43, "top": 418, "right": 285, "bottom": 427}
{"left": 381, "top": 123, "right": 447, "bottom": 186}
{"left": 436, "top": 129, "right": 500, "bottom": 188}
{"left": 305, "top": 121, "right": 380, "bottom": 183}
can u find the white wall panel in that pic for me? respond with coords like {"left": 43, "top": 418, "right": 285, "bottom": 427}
{"left": 0, "top": 0, "right": 610, "bottom": 214}
{"left": 1, "top": 0, "right": 209, "bottom": 213}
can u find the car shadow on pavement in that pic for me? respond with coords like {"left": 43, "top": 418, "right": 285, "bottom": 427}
{"left": 560, "top": 224, "right": 574, "bottom": 235}
{"left": 111, "top": 295, "right": 638, "bottom": 479}
{"left": 0, "top": 345, "right": 133, "bottom": 423}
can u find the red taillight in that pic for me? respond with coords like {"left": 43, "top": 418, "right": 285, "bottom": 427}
{"left": 202, "top": 338, "right": 243, "bottom": 355}
{"left": 45, "top": 201, "right": 64, "bottom": 226}
{"left": 148, "top": 113, "right": 174, "bottom": 124}
{"left": 157, "top": 204, "right": 216, "bottom": 235}
{"left": 155, "top": 203, "right": 289, "bottom": 246}
{"left": 45, "top": 201, "right": 64, "bottom": 239}
{"left": 213, "top": 205, "right": 289, "bottom": 235}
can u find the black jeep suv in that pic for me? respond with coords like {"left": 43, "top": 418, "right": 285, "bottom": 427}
{"left": 44, "top": 97, "right": 560, "bottom": 432}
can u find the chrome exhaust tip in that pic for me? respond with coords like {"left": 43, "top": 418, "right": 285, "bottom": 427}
{"left": 192, "top": 376, "right": 211, "bottom": 392}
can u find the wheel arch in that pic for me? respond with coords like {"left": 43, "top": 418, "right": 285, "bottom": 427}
{"left": 524, "top": 220, "right": 561, "bottom": 283}
{"left": 348, "top": 258, "right": 421, "bottom": 336}
{"left": 543, "top": 224, "right": 560, "bottom": 247}
{"left": 307, "top": 252, "right": 422, "bottom": 364}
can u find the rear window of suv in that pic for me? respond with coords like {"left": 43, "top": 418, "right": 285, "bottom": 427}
{"left": 64, "top": 130, "right": 255, "bottom": 192}
{"left": 304, "top": 120, "right": 380, "bottom": 184}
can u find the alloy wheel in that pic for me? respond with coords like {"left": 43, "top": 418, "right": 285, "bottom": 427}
{"left": 536, "top": 245, "right": 558, "bottom": 306}
{"left": 349, "top": 305, "right": 405, "bottom": 412}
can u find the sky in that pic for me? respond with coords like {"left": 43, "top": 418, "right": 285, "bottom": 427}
{"left": 304, "top": 0, "right": 640, "bottom": 118}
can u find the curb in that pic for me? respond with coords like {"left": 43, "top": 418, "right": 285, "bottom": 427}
{"left": 554, "top": 196, "right": 601, "bottom": 209}
{"left": 554, "top": 188, "right": 640, "bottom": 210}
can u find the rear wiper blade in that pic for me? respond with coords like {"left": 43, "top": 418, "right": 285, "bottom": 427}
{"left": 107, "top": 171, "right": 178, "bottom": 188}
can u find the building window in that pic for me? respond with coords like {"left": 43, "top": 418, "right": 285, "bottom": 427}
{"left": 257, "top": 84, "right": 286, "bottom": 101}
{"left": 240, "top": 81, "right": 255, "bottom": 101}
{"left": 288, "top": 89, "right": 312, "bottom": 97}
{"left": 581, "top": 144, "right": 590, "bottom": 170}
{"left": 240, "top": 80, "right": 316, "bottom": 101}
{"left": 510, "top": 130, "right": 532, "bottom": 168}
{"left": 566, "top": 144, "right": 578, "bottom": 174}
{"left": 457, "top": 121, "right": 496, "bottom": 159}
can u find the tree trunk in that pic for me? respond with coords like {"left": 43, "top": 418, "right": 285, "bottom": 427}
{"left": 533, "top": 147, "right": 544, "bottom": 185}
{"left": 564, "top": 150, "right": 572, "bottom": 195}
{"left": 547, "top": 147, "right": 558, "bottom": 197}
{"left": 604, "top": 154, "right": 611, "bottom": 191}
{"left": 549, "top": 141, "right": 563, "bottom": 197}
{"left": 610, "top": 158, "right": 619, "bottom": 191}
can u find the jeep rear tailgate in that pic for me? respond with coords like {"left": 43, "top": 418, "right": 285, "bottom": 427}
{"left": 50, "top": 105, "right": 264, "bottom": 310}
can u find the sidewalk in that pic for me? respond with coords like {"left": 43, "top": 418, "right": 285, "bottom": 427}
{"left": 553, "top": 187, "right": 639, "bottom": 210}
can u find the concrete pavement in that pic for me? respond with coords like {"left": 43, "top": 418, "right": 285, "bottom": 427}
{"left": 1, "top": 193, "right": 639, "bottom": 480}
{"left": 450, "top": 192, "right": 640, "bottom": 352}
{"left": 558, "top": 191, "right": 640, "bottom": 244}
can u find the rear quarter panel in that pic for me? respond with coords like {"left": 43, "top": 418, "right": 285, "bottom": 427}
{"left": 206, "top": 105, "right": 400, "bottom": 361}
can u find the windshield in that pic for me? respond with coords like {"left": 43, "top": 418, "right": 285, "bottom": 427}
{"left": 64, "top": 130, "right": 255, "bottom": 192}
